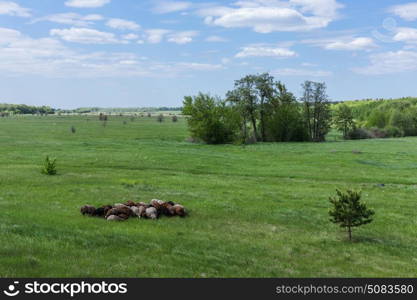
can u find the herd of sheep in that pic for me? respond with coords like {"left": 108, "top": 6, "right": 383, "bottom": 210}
{"left": 80, "top": 199, "right": 187, "bottom": 221}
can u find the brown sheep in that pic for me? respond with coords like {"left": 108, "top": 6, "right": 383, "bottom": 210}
{"left": 124, "top": 200, "right": 136, "bottom": 207}
{"left": 150, "top": 199, "right": 176, "bottom": 216}
{"left": 172, "top": 204, "right": 186, "bottom": 217}
{"left": 81, "top": 205, "right": 96, "bottom": 216}
{"left": 93, "top": 205, "right": 113, "bottom": 217}
{"left": 105, "top": 206, "right": 132, "bottom": 220}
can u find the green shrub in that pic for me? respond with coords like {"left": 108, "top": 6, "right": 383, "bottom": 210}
{"left": 157, "top": 114, "right": 164, "bottom": 122}
{"left": 183, "top": 93, "right": 240, "bottom": 144}
{"left": 385, "top": 126, "right": 404, "bottom": 138}
{"left": 329, "top": 189, "right": 375, "bottom": 241}
{"left": 70, "top": 126, "right": 76, "bottom": 134}
{"left": 41, "top": 156, "right": 57, "bottom": 175}
{"left": 266, "top": 103, "right": 309, "bottom": 142}
{"left": 346, "top": 128, "right": 372, "bottom": 140}
{"left": 172, "top": 115, "right": 178, "bottom": 122}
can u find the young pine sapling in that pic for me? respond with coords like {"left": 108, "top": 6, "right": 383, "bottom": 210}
{"left": 329, "top": 189, "right": 374, "bottom": 241}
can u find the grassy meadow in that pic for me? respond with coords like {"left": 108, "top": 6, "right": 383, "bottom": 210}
{"left": 0, "top": 115, "right": 416, "bottom": 277}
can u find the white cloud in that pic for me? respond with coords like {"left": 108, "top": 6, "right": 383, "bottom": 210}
{"left": 0, "top": 1, "right": 30, "bottom": 17}
{"left": 50, "top": 27, "right": 122, "bottom": 44}
{"left": 393, "top": 27, "right": 417, "bottom": 44}
{"left": 172, "top": 62, "right": 223, "bottom": 71}
{"left": 145, "top": 29, "right": 171, "bottom": 43}
{"left": 32, "top": 13, "right": 104, "bottom": 26}
{"left": 354, "top": 50, "right": 417, "bottom": 75}
{"left": 0, "top": 27, "right": 21, "bottom": 43}
{"left": 390, "top": 2, "right": 417, "bottom": 21}
{"left": 235, "top": 45, "right": 297, "bottom": 58}
{"left": 272, "top": 68, "right": 332, "bottom": 77}
{"left": 152, "top": 1, "right": 192, "bottom": 14}
{"left": 122, "top": 33, "right": 139, "bottom": 40}
{"left": 167, "top": 30, "right": 198, "bottom": 44}
{"left": 198, "top": 0, "right": 343, "bottom": 33}
{"left": 106, "top": 18, "right": 140, "bottom": 31}
{"left": 205, "top": 35, "right": 228, "bottom": 42}
{"left": 0, "top": 27, "right": 223, "bottom": 78}
{"left": 303, "top": 36, "right": 377, "bottom": 51}
{"left": 65, "top": 0, "right": 111, "bottom": 8}
{"left": 324, "top": 37, "right": 376, "bottom": 51}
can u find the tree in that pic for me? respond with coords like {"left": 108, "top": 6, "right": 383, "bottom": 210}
{"left": 301, "top": 81, "right": 331, "bottom": 142}
{"left": 41, "top": 156, "right": 57, "bottom": 176}
{"left": 329, "top": 189, "right": 375, "bottom": 241}
{"left": 334, "top": 104, "right": 355, "bottom": 139}
{"left": 183, "top": 93, "right": 240, "bottom": 144}
{"left": 230, "top": 75, "right": 260, "bottom": 142}
{"left": 367, "top": 110, "right": 389, "bottom": 128}
{"left": 265, "top": 82, "right": 308, "bottom": 142}
{"left": 254, "top": 73, "right": 275, "bottom": 142}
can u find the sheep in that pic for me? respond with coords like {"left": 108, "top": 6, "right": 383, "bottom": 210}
{"left": 145, "top": 207, "right": 158, "bottom": 220}
{"left": 105, "top": 206, "right": 132, "bottom": 220}
{"left": 106, "top": 215, "right": 124, "bottom": 221}
{"left": 82, "top": 199, "right": 187, "bottom": 221}
{"left": 80, "top": 205, "right": 96, "bottom": 216}
{"left": 137, "top": 205, "right": 148, "bottom": 218}
{"left": 150, "top": 199, "right": 176, "bottom": 216}
{"left": 129, "top": 206, "right": 140, "bottom": 218}
{"left": 124, "top": 200, "right": 136, "bottom": 207}
{"left": 172, "top": 204, "right": 186, "bottom": 217}
{"left": 93, "top": 205, "right": 113, "bottom": 217}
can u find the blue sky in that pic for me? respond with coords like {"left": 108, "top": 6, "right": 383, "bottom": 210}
{"left": 1, "top": 0, "right": 417, "bottom": 108}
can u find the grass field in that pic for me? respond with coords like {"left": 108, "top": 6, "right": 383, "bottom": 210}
{"left": 0, "top": 115, "right": 416, "bottom": 277}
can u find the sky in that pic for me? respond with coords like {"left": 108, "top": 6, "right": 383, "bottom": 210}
{"left": 1, "top": 0, "right": 417, "bottom": 108}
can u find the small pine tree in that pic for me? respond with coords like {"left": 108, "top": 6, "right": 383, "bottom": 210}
{"left": 329, "top": 189, "right": 374, "bottom": 241}
{"left": 41, "top": 156, "right": 57, "bottom": 175}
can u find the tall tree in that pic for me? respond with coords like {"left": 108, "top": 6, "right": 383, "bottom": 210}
{"left": 230, "top": 75, "right": 259, "bottom": 142}
{"left": 254, "top": 73, "right": 275, "bottom": 142}
{"left": 334, "top": 104, "right": 355, "bottom": 139}
{"left": 301, "top": 81, "right": 331, "bottom": 142}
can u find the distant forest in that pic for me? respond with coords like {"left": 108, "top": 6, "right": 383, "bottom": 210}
{"left": 0, "top": 104, "right": 182, "bottom": 115}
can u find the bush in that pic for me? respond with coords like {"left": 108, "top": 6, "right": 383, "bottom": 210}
{"left": 266, "top": 104, "right": 309, "bottom": 142}
{"left": 329, "top": 189, "right": 375, "bottom": 241}
{"left": 41, "top": 156, "right": 57, "bottom": 175}
{"left": 172, "top": 115, "right": 178, "bottom": 122}
{"left": 70, "top": 126, "right": 76, "bottom": 134}
{"left": 369, "top": 127, "right": 389, "bottom": 139}
{"left": 390, "top": 110, "right": 417, "bottom": 136}
{"left": 183, "top": 93, "right": 240, "bottom": 144}
{"left": 385, "top": 126, "right": 404, "bottom": 138}
{"left": 346, "top": 128, "right": 372, "bottom": 140}
{"left": 157, "top": 114, "right": 164, "bottom": 122}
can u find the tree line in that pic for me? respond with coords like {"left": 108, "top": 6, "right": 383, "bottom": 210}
{"left": 334, "top": 97, "right": 417, "bottom": 139}
{"left": 183, "top": 73, "right": 331, "bottom": 144}
{"left": 0, "top": 104, "right": 55, "bottom": 116}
